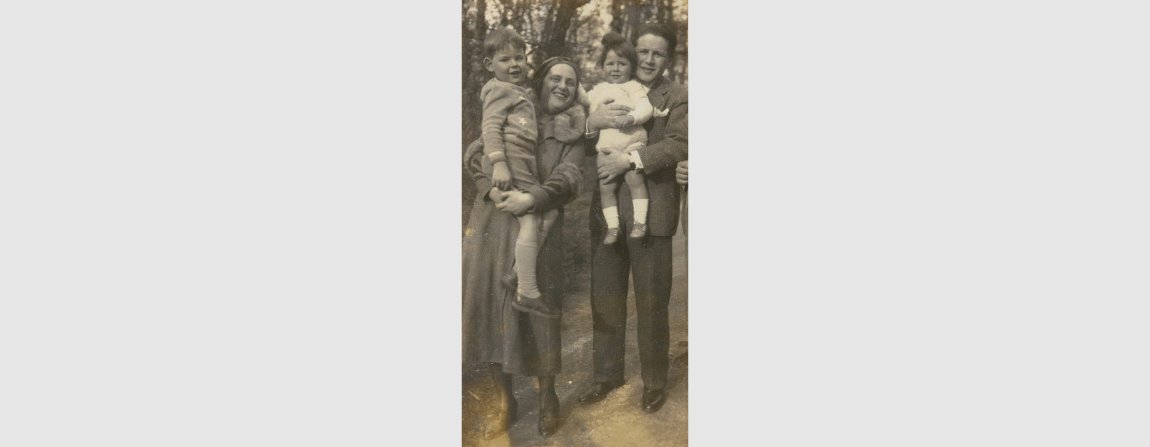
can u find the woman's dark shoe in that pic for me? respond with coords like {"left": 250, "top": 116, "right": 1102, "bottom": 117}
{"left": 577, "top": 380, "right": 623, "bottom": 405}
{"left": 538, "top": 389, "right": 560, "bottom": 437}
{"left": 602, "top": 227, "right": 621, "bottom": 245}
{"left": 500, "top": 268, "right": 517, "bottom": 291}
{"left": 511, "top": 293, "right": 560, "bottom": 319}
{"left": 641, "top": 388, "right": 666, "bottom": 413}
{"left": 483, "top": 396, "right": 518, "bottom": 440}
{"left": 629, "top": 222, "right": 647, "bottom": 239}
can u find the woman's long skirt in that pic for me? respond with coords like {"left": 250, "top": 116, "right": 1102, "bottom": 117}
{"left": 462, "top": 194, "right": 565, "bottom": 377}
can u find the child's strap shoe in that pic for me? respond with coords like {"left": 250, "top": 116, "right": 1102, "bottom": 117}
{"left": 629, "top": 222, "right": 647, "bottom": 239}
{"left": 602, "top": 227, "right": 621, "bottom": 245}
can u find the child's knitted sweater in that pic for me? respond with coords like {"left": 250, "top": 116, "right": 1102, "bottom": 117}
{"left": 480, "top": 78, "right": 538, "bottom": 164}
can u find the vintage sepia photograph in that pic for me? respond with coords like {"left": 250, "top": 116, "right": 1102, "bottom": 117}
{"left": 461, "top": 0, "right": 688, "bottom": 445}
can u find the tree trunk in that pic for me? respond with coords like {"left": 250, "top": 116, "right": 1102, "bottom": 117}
{"left": 537, "top": 0, "right": 589, "bottom": 62}
{"left": 463, "top": 0, "right": 488, "bottom": 149}
{"left": 499, "top": 0, "right": 513, "bottom": 28}
{"left": 610, "top": 0, "right": 626, "bottom": 35}
{"left": 462, "top": 0, "right": 471, "bottom": 97}
{"left": 624, "top": 1, "right": 641, "bottom": 41}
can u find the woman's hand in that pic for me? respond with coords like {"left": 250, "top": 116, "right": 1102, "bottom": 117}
{"left": 588, "top": 99, "right": 633, "bottom": 132}
{"left": 488, "top": 187, "right": 505, "bottom": 203}
{"left": 495, "top": 190, "right": 536, "bottom": 216}
{"left": 491, "top": 163, "right": 512, "bottom": 191}
{"left": 676, "top": 160, "right": 688, "bottom": 185}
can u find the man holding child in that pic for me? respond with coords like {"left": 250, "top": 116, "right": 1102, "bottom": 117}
{"left": 577, "top": 22, "right": 688, "bottom": 414}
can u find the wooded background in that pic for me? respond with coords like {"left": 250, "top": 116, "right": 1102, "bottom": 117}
{"left": 461, "top": 0, "right": 688, "bottom": 237}
{"left": 461, "top": 0, "right": 688, "bottom": 151}
{"left": 459, "top": 0, "right": 689, "bottom": 340}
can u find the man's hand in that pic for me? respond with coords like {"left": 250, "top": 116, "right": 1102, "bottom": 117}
{"left": 612, "top": 115, "right": 636, "bottom": 129}
{"left": 676, "top": 160, "right": 688, "bottom": 185}
{"left": 494, "top": 190, "right": 536, "bottom": 216}
{"left": 597, "top": 150, "right": 631, "bottom": 184}
{"left": 491, "top": 162, "right": 512, "bottom": 191}
{"left": 587, "top": 99, "right": 634, "bottom": 132}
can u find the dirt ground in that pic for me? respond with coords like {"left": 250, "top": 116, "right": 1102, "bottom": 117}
{"left": 462, "top": 180, "right": 689, "bottom": 446}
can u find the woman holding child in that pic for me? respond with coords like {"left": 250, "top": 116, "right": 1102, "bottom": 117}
{"left": 461, "top": 31, "right": 586, "bottom": 439}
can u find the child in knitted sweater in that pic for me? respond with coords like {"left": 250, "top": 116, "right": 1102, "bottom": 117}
{"left": 579, "top": 32, "right": 654, "bottom": 244}
{"left": 478, "top": 28, "right": 559, "bottom": 317}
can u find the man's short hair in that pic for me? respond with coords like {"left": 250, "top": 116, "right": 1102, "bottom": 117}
{"left": 633, "top": 23, "right": 678, "bottom": 56}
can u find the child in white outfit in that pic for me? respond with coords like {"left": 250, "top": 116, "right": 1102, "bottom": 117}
{"left": 580, "top": 32, "right": 654, "bottom": 244}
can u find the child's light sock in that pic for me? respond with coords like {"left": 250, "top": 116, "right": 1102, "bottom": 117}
{"left": 633, "top": 199, "right": 649, "bottom": 224}
{"left": 515, "top": 241, "right": 541, "bottom": 299}
{"left": 603, "top": 206, "right": 620, "bottom": 228}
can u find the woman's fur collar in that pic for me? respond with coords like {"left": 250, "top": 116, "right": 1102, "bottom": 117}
{"left": 536, "top": 96, "right": 586, "bottom": 144}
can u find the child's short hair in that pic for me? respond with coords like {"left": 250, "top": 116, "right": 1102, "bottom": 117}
{"left": 484, "top": 28, "right": 527, "bottom": 58}
{"left": 633, "top": 23, "right": 678, "bottom": 57}
{"left": 598, "top": 31, "right": 638, "bottom": 70}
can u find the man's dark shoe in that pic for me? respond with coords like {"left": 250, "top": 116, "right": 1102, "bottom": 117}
{"left": 578, "top": 380, "right": 623, "bottom": 405}
{"left": 511, "top": 293, "right": 560, "bottom": 319}
{"left": 641, "top": 388, "right": 666, "bottom": 413}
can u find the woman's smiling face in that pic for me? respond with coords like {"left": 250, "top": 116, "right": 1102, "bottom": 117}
{"left": 542, "top": 64, "right": 577, "bottom": 112}
{"left": 603, "top": 50, "right": 632, "bottom": 84}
